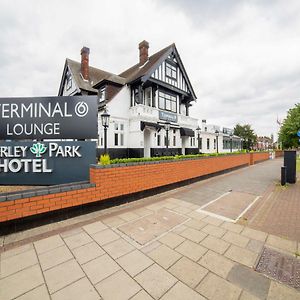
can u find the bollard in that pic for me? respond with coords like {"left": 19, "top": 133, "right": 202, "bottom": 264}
{"left": 281, "top": 166, "right": 286, "bottom": 186}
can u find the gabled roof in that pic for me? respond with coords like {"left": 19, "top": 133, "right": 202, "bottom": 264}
{"left": 119, "top": 43, "right": 197, "bottom": 100}
{"left": 59, "top": 43, "right": 197, "bottom": 100}
{"left": 65, "top": 59, "right": 125, "bottom": 94}
{"left": 119, "top": 44, "right": 173, "bottom": 83}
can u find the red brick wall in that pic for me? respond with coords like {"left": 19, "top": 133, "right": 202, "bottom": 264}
{"left": 251, "top": 152, "right": 270, "bottom": 163}
{"left": 275, "top": 150, "right": 283, "bottom": 158}
{"left": 0, "top": 153, "right": 267, "bottom": 223}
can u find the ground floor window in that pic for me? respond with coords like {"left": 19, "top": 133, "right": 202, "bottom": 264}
{"left": 190, "top": 137, "right": 196, "bottom": 147}
{"left": 114, "top": 122, "right": 124, "bottom": 146}
{"left": 207, "top": 138, "right": 210, "bottom": 149}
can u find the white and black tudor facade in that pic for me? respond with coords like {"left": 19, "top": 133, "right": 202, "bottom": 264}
{"left": 58, "top": 41, "right": 241, "bottom": 158}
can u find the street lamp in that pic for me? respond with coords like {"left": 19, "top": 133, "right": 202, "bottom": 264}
{"left": 215, "top": 130, "right": 219, "bottom": 153}
{"left": 196, "top": 126, "right": 201, "bottom": 153}
{"left": 101, "top": 107, "right": 110, "bottom": 155}
{"left": 165, "top": 122, "right": 171, "bottom": 149}
{"left": 230, "top": 133, "right": 233, "bottom": 153}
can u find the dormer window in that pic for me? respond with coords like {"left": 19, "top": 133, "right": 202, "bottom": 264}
{"left": 165, "top": 61, "right": 177, "bottom": 80}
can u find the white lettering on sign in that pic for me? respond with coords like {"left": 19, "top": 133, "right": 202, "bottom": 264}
{"left": 6, "top": 123, "right": 60, "bottom": 136}
{"left": 0, "top": 143, "right": 82, "bottom": 174}
{"left": 0, "top": 102, "right": 73, "bottom": 119}
{"left": 0, "top": 159, "right": 52, "bottom": 173}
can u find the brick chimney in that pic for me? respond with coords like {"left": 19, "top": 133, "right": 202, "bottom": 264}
{"left": 139, "top": 40, "right": 149, "bottom": 65}
{"left": 81, "top": 46, "right": 90, "bottom": 81}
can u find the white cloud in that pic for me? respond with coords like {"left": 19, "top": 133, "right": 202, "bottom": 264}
{"left": 1, "top": 0, "right": 300, "bottom": 138}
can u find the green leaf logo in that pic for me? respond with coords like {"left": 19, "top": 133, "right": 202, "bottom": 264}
{"left": 30, "top": 143, "right": 47, "bottom": 157}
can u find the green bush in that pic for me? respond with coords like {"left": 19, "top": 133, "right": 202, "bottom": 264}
{"left": 100, "top": 150, "right": 268, "bottom": 166}
{"left": 99, "top": 154, "right": 111, "bottom": 165}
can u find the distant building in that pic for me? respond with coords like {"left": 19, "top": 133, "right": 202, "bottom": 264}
{"left": 197, "top": 120, "right": 241, "bottom": 153}
{"left": 255, "top": 136, "right": 274, "bottom": 150}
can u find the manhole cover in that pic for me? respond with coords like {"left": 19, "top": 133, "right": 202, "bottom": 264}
{"left": 255, "top": 247, "right": 300, "bottom": 290}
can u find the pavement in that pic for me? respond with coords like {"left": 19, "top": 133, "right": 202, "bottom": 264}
{"left": 1, "top": 158, "right": 300, "bottom": 300}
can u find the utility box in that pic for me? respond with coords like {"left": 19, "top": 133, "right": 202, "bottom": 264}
{"left": 283, "top": 150, "right": 297, "bottom": 184}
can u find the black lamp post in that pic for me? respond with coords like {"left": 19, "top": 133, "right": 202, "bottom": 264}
{"left": 101, "top": 108, "right": 110, "bottom": 155}
{"left": 230, "top": 133, "right": 233, "bottom": 153}
{"left": 215, "top": 130, "right": 219, "bottom": 153}
{"left": 165, "top": 122, "right": 170, "bottom": 149}
{"left": 196, "top": 126, "right": 201, "bottom": 153}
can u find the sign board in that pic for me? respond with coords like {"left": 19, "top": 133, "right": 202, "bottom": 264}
{"left": 297, "top": 130, "right": 300, "bottom": 137}
{"left": 0, "top": 96, "right": 98, "bottom": 140}
{"left": 0, "top": 141, "right": 96, "bottom": 185}
{"left": 159, "top": 111, "right": 178, "bottom": 123}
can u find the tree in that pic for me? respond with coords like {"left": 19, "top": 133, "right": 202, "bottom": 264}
{"left": 278, "top": 103, "right": 300, "bottom": 149}
{"left": 234, "top": 124, "right": 257, "bottom": 150}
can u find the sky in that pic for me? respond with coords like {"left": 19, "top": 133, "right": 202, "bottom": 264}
{"left": 1, "top": 0, "right": 300, "bottom": 138}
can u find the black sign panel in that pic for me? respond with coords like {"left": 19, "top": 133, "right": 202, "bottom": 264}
{"left": 0, "top": 141, "right": 96, "bottom": 185}
{"left": 0, "top": 96, "right": 98, "bottom": 140}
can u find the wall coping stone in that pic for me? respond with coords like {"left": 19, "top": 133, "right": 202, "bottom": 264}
{"left": 0, "top": 181, "right": 96, "bottom": 203}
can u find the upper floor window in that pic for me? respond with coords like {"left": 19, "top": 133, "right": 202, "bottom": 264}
{"left": 165, "top": 62, "right": 177, "bottom": 80}
{"left": 158, "top": 91, "right": 177, "bottom": 113}
{"left": 66, "top": 72, "right": 72, "bottom": 90}
{"left": 98, "top": 87, "right": 105, "bottom": 103}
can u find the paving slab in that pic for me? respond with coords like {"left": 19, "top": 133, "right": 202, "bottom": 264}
{"left": 175, "top": 240, "right": 208, "bottom": 261}
{"left": 92, "top": 228, "right": 120, "bottom": 246}
{"left": 179, "top": 227, "right": 207, "bottom": 243}
{"left": 15, "top": 284, "right": 50, "bottom": 300}
{"left": 0, "top": 249, "right": 38, "bottom": 278}
{"left": 221, "top": 222, "right": 244, "bottom": 234}
{"left": 202, "top": 215, "right": 224, "bottom": 226}
{"left": 222, "top": 231, "right": 250, "bottom": 248}
{"left": 135, "top": 264, "right": 177, "bottom": 299}
{"left": 0, "top": 265, "right": 44, "bottom": 300}
{"left": 202, "top": 224, "right": 227, "bottom": 238}
{"left": 96, "top": 270, "right": 141, "bottom": 300}
{"left": 169, "top": 256, "right": 208, "bottom": 288}
{"left": 38, "top": 245, "right": 73, "bottom": 271}
{"left": 34, "top": 235, "right": 64, "bottom": 254}
{"left": 158, "top": 232, "right": 185, "bottom": 249}
{"left": 225, "top": 245, "right": 258, "bottom": 267}
{"left": 267, "top": 281, "right": 300, "bottom": 299}
{"left": 102, "top": 238, "right": 135, "bottom": 259}
{"left": 266, "top": 234, "right": 297, "bottom": 253}
{"left": 198, "top": 250, "right": 235, "bottom": 278}
{"left": 200, "top": 235, "right": 230, "bottom": 254}
{"left": 43, "top": 259, "right": 85, "bottom": 294}
{"left": 72, "top": 241, "right": 105, "bottom": 265}
{"left": 117, "top": 249, "right": 154, "bottom": 277}
{"left": 82, "top": 221, "right": 108, "bottom": 235}
{"left": 247, "top": 239, "right": 264, "bottom": 254}
{"left": 101, "top": 216, "right": 125, "bottom": 227}
{"left": 1, "top": 243, "right": 33, "bottom": 260}
{"left": 148, "top": 244, "right": 181, "bottom": 269}
{"left": 63, "top": 231, "right": 93, "bottom": 249}
{"left": 241, "top": 227, "right": 268, "bottom": 242}
{"left": 51, "top": 277, "right": 100, "bottom": 300}
{"left": 196, "top": 272, "right": 242, "bottom": 300}
{"left": 185, "top": 219, "right": 207, "bottom": 230}
{"left": 227, "top": 264, "right": 270, "bottom": 299}
{"left": 161, "top": 281, "right": 205, "bottom": 300}
{"left": 130, "top": 290, "right": 154, "bottom": 300}
{"left": 82, "top": 254, "right": 120, "bottom": 284}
